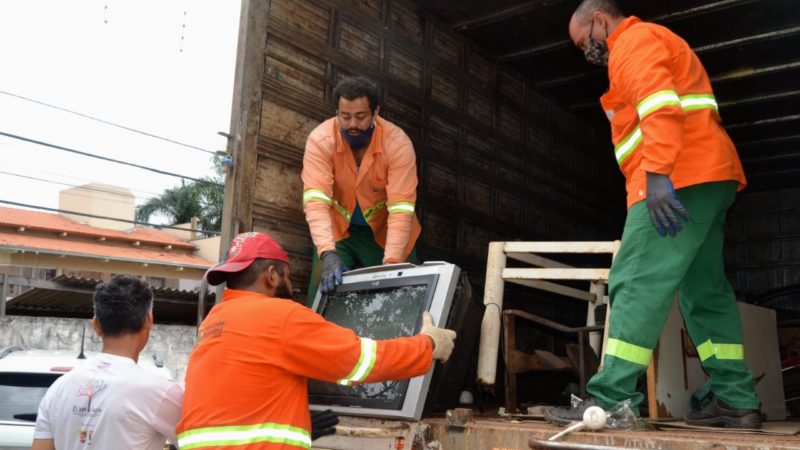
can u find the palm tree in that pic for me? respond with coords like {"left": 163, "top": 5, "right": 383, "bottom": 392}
{"left": 136, "top": 176, "right": 224, "bottom": 233}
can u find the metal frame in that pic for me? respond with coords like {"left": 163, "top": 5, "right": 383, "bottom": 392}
{"left": 477, "top": 241, "right": 620, "bottom": 389}
{"left": 502, "top": 308, "right": 604, "bottom": 412}
{"left": 308, "top": 262, "right": 461, "bottom": 420}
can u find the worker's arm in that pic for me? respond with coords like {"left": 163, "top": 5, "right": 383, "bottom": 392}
{"left": 31, "top": 439, "right": 55, "bottom": 450}
{"left": 280, "top": 306, "right": 434, "bottom": 384}
{"left": 151, "top": 383, "right": 183, "bottom": 446}
{"left": 611, "top": 26, "right": 685, "bottom": 176}
{"left": 302, "top": 134, "right": 337, "bottom": 256}
{"left": 382, "top": 131, "right": 417, "bottom": 263}
{"left": 31, "top": 380, "right": 57, "bottom": 450}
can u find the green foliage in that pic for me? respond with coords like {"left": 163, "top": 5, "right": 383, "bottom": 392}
{"left": 135, "top": 176, "right": 224, "bottom": 233}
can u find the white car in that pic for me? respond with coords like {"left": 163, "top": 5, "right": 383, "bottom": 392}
{"left": 0, "top": 346, "right": 171, "bottom": 450}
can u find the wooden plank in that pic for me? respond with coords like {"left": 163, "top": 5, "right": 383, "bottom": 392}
{"left": 387, "top": 44, "right": 423, "bottom": 90}
{"left": 463, "top": 177, "right": 492, "bottom": 215}
{"left": 258, "top": 100, "right": 320, "bottom": 150}
{"left": 254, "top": 156, "right": 304, "bottom": 212}
{"left": 425, "top": 163, "right": 458, "bottom": 204}
{"left": 503, "top": 241, "right": 620, "bottom": 254}
{"left": 503, "top": 268, "right": 611, "bottom": 281}
{"left": 466, "top": 88, "right": 494, "bottom": 126}
{"left": 504, "top": 278, "right": 593, "bottom": 302}
{"left": 505, "top": 251, "right": 571, "bottom": 269}
{"left": 431, "top": 69, "right": 461, "bottom": 111}
{"left": 221, "top": 0, "right": 270, "bottom": 254}
{"left": 496, "top": 191, "right": 524, "bottom": 228}
{"left": 269, "top": 0, "right": 330, "bottom": 43}
{"left": 422, "top": 211, "right": 457, "bottom": 252}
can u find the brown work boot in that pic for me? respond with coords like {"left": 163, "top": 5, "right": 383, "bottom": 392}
{"left": 685, "top": 397, "right": 762, "bottom": 429}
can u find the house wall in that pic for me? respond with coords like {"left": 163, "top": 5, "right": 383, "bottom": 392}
{"left": 0, "top": 316, "right": 196, "bottom": 386}
{"left": 59, "top": 184, "right": 135, "bottom": 232}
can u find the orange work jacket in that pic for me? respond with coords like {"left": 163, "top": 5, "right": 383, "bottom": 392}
{"left": 176, "top": 289, "right": 433, "bottom": 450}
{"left": 302, "top": 116, "right": 421, "bottom": 263}
{"left": 602, "top": 16, "right": 746, "bottom": 208}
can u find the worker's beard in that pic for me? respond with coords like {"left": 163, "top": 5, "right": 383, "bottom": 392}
{"left": 275, "top": 278, "right": 293, "bottom": 300}
{"left": 340, "top": 121, "right": 375, "bottom": 150}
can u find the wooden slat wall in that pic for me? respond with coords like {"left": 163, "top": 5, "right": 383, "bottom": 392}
{"left": 233, "top": 0, "right": 621, "bottom": 295}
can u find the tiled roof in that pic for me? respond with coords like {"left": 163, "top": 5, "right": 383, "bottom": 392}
{"left": 0, "top": 230, "right": 213, "bottom": 268}
{"left": 0, "top": 206, "right": 194, "bottom": 249}
{"left": 7, "top": 275, "right": 215, "bottom": 324}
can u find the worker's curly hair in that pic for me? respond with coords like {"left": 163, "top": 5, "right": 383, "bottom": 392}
{"left": 333, "top": 76, "right": 381, "bottom": 112}
{"left": 93, "top": 275, "right": 153, "bottom": 337}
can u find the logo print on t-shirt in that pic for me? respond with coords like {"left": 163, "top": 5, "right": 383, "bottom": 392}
{"left": 73, "top": 378, "right": 107, "bottom": 417}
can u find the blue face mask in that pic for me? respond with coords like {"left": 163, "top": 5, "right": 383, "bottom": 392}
{"left": 340, "top": 121, "right": 375, "bottom": 151}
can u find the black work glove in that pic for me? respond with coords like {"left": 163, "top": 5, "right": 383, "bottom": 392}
{"left": 320, "top": 251, "right": 346, "bottom": 294}
{"left": 646, "top": 172, "right": 690, "bottom": 237}
{"left": 310, "top": 409, "right": 339, "bottom": 440}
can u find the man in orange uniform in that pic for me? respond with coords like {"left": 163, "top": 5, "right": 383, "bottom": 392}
{"left": 177, "top": 232, "right": 456, "bottom": 449}
{"left": 302, "top": 76, "right": 421, "bottom": 304}
{"left": 546, "top": 0, "right": 760, "bottom": 428}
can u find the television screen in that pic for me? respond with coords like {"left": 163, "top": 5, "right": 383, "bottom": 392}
{"left": 309, "top": 276, "right": 437, "bottom": 410}
{"left": 309, "top": 262, "right": 460, "bottom": 420}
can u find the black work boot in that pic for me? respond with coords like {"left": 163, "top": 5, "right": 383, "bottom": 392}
{"left": 544, "top": 397, "right": 602, "bottom": 426}
{"left": 685, "top": 396, "right": 762, "bottom": 429}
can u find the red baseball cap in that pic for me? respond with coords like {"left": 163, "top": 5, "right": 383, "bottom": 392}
{"left": 205, "top": 232, "right": 290, "bottom": 286}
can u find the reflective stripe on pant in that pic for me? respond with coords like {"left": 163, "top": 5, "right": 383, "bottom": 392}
{"left": 587, "top": 181, "right": 759, "bottom": 411}
{"left": 306, "top": 225, "right": 419, "bottom": 306}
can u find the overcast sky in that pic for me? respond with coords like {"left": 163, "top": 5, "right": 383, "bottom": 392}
{"left": 0, "top": 0, "right": 241, "bottom": 222}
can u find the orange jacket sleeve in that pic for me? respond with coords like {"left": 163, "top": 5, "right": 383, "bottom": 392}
{"left": 611, "top": 26, "right": 685, "bottom": 176}
{"left": 383, "top": 129, "right": 418, "bottom": 263}
{"left": 279, "top": 306, "right": 433, "bottom": 384}
{"left": 302, "top": 132, "right": 337, "bottom": 255}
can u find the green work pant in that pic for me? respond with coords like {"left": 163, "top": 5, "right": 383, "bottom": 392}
{"left": 306, "top": 225, "right": 418, "bottom": 306}
{"left": 587, "top": 181, "right": 759, "bottom": 411}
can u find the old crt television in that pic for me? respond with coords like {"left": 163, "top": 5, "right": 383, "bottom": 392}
{"left": 308, "top": 262, "right": 460, "bottom": 420}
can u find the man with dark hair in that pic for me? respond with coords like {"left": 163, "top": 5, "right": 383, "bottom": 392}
{"left": 302, "top": 75, "right": 421, "bottom": 303}
{"left": 545, "top": 0, "right": 759, "bottom": 429}
{"left": 177, "top": 232, "right": 456, "bottom": 449}
{"left": 32, "top": 275, "right": 182, "bottom": 449}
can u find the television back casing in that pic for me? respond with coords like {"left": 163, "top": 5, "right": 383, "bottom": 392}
{"left": 309, "top": 262, "right": 461, "bottom": 420}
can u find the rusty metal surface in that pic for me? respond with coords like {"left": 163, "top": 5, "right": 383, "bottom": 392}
{"left": 425, "top": 417, "right": 800, "bottom": 450}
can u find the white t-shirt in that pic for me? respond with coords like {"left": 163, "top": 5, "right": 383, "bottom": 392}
{"left": 34, "top": 353, "right": 183, "bottom": 450}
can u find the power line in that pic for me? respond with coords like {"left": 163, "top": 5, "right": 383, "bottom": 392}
{"left": 0, "top": 90, "right": 219, "bottom": 156}
{"left": 0, "top": 131, "right": 224, "bottom": 187}
{"left": 0, "top": 199, "right": 220, "bottom": 236}
{"left": 0, "top": 152, "right": 164, "bottom": 198}
{"left": 0, "top": 170, "right": 156, "bottom": 202}
{"left": 0, "top": 169, "right": 219, "bottom": 209}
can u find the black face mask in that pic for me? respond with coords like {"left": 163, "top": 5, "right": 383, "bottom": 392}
{"left": 339, "top": 121, "right": 375, "bottom": 151}
{"left": 584, "top": 20, "right": 609, "bottom": 67}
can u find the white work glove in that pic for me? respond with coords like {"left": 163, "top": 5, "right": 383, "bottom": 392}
{"left": 421, "top": 311, "right": 457, "bottom": 362}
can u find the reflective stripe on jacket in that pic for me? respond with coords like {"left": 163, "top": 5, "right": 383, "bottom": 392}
{"left": 176, "top": 290, "right": 433, "bottom": 450}
{"left": 302, "top": 116, "right": 421, "bottom": 263}
{"left": 601, "top": 16, "right": 746, "bottom": 208}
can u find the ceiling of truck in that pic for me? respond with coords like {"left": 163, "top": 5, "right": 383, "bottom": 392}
{"left": 420, "top": 0, "right": 799, "bottom": 191}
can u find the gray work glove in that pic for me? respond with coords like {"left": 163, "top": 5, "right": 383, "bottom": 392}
{"left": 320, "top": 251, "right": 346, "bottom": 294}
{"left": 646, "top": 172, "right": 690, "bottom": 237}
{"left": 420, "top": 311, "right": 457, "bottom": 362}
